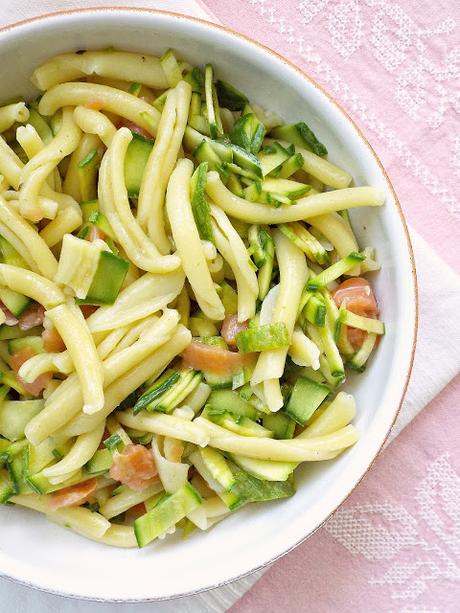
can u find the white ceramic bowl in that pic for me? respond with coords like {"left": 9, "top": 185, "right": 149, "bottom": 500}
{"left": 0, "top": 8, "right": 417, "bottom": 602}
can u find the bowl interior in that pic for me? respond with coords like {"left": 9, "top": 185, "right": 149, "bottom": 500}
{"left": 0, "top": 9, "right": 416, "bottom": 602}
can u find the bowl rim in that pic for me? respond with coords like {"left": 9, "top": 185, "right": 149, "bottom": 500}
{"left": 0, "top": 5, "right": 418, "bottom": 603}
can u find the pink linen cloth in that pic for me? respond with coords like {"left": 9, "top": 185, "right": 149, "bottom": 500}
{"left": 207, "top": 0, "right": 460, "bottom": 275}
{"left": 199, "top": 1, "right": 460, "bottom": 610}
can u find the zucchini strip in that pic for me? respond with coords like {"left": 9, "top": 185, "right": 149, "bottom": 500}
{"left": 46, "top": 303, "right": 104, "bottom": 415}
{"left": 265, "top": 137, "right": 352, "bottom": 188}
{"left": 205, "top": 171, "right": 384, "bottom": 223}
{"left": 63, "top": 133, "right": 102, "bottom": 202}
{"left": 99, "top": 482, "right": 163, "bottom": 519}
{"left": 166, "top": 158, "right": 225, "bottom": 321}
{"left": 39, "top": 82, "right": 160, "bottom": 137}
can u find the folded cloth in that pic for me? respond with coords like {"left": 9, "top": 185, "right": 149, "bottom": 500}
{"left": 0, "top": 2, "right": 459, "bottom": 612}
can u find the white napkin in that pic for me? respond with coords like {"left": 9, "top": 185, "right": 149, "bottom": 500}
{"left": 1, "top": 2, "right": 460, "bottom": 612}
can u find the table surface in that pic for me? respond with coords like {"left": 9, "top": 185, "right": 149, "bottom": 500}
{"left": 199, "top": 1, "right": 460, "bottom": 611}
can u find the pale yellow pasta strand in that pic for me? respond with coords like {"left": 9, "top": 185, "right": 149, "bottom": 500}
{"left": 0, "top": 219, "right": 39, "bottom": 271}
{"left": 84, "top": 269, "right": 185, "bottom": 332}
{"left": 289, "top": 326, "right": 321, "bottom": 370}
{"left": 39, "top": 82, "right": 160, "bottom": 137}
{"left": 95, "top": 326, "right": 133, "bottom": 361}
{"left": 0, "top": 134, "right": 71, "bottom": 204}
{"left": 299, "top": 392, "right": 356, "bottom": 439}
{"left": 83, "top": 524, "right": 137, "bottom": 548}
{"left": 40, "top": 206, "right": 82, "bottom": 248}
{"left": 195, "top": 417, "right": 358, "bottom": 462}
{"left": 206, "top": 171, "right": 385, "bottom": 223}
{"left": 16, "top": 124, "right": 61, "bottom": 194}
{"left": 251, "top": 231, "right": 308, "bottom": 411}
{"left": 16, "top": 124, "right": 44, "bottom": 158}
{"left": 99, "top": 127, "right": 180, "bottom": 273}
{"left": 307, "top": 212, "right": 358, "bottom": 258}
{"left": 117, "top": 411, "right": 209, "bottom": 448}
{"left": 32, "top": 50, "right": 168, "bottom": 90}
{"left": 11, "top": 494, "right": 110, "bottom": 539}
{"left": 137, "top": 88, "right": 177, "bottom": 249}
{"left": 19, "top": 108, "right": 81, "bottom": 221}
{"left": 88, "top": 294, "right": 178, "bottom": 333}
{"left": 111, "top": 315, "right": 159, "bottom": 353}
{"left": 0, "top": 264, "right": 64, "bottom": 308}
{"left": 58, "top": 325, "right": 192, "bottom": 437}
{"left": 43, "top": 420, "right": 105, "bottom": 480}
{"left": 19, "top": 162, "right": 58, "bottom": 221}
{"left": 210, "top": 206, "right": 258, "bottom": 295}
{"left": 0, "top": 174, "right": 9, "bottom": 191}
{"left": 0, "top": 102, "right": 29, "bottom": 132}
{"left": 46, "top": 303, "right": 104, "bottom": 415}
{"left": 166, "top": 158, "right": 225, "bottom": 320}
{"left": 211, "top": 221, "right": 257, "bottom": 322}
{"left": 0, "top": 136, "right": 23, "bottom": 189}
{"left": 3, "top": 194, "right": 57, "bottom": 219}
{"left": 73, "top": 106, "right": 116, "bottom": 147}
{"left": 146, "top": 81, "right": 192, "bottom": 253}
{"left": 18, "top": 351, "right": 73, "bottom": 383}
{"left": 85, "top": 75, "right": 134, "bottom": 91}
{"left": 210, "top": 204, "right": 258, "bottom": 322}
{"left": 25, "top": 312, "right": 181, "bottom": 444}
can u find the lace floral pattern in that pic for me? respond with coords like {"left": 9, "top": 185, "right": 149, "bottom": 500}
{"left": 326, "top": 453, "right": 460, "bottom": 602}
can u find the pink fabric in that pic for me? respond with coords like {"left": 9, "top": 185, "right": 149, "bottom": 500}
{"left": 198, "top": 1, "right": 460, "bottom": 610}
{"left": 205, "top": 0, "right": 460, "bottom": 274}
{"left": 231, "top": 375, "right": 460, "bottom": 612}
